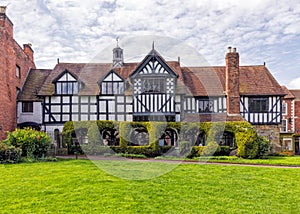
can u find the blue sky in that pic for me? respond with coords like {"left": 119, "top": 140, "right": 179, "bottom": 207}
{"left": 4, "top": 0, "right": 300, "bottom": 88}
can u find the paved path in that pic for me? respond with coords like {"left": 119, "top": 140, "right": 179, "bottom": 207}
{"left": 56, "top": 155, "right": 300, "bottom": 169}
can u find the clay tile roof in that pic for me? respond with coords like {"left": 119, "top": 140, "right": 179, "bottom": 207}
{"left": 281, "top": 86, "right": 295, "bottom": 99}
{"left": 181, "top": 65, "right": 285, "bottom": 96}
{"left": 239, "top": 65, "right": 285, "bottom": 96}
{"left": 182, "top": 67, "right": 225, "bottom": 96}
{"left": 290, "top": 90, "right": 300, "bottom": 100}
{"left": 38, "top": 63, "right": 115, "bottom": 96}
{"left": 18, "top": 69, "right": 52, "bottom": 101}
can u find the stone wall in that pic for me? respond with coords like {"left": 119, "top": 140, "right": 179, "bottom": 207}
{"left": 253, "top": 124, "right": 281, "bottom": 153}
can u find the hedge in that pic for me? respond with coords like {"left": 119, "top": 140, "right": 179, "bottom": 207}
{"left": 62, "top": 120, "right": 261, "bottom": 158}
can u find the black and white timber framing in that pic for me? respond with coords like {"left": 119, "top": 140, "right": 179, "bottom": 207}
{"left": 21, "top": 46, "right": 285, "bottom": 133}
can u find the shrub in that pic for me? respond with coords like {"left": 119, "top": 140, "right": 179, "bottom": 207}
{"left": 179, "top": 141, "right": 193, "bottom": 155}
{"left": 202, "top": 141, "right": 221, "bottom": 156}
{"left": 256, "top": 136, "right": 271, "bottom": 158}
{"left": 0, "top": 143, "right": 22, "bottom": 163}
{"left": 62, "top": 120, "right": 260, "bottom": 159}
{"left": 216, "top": 146, "right": 231, "bottom": 156}
{"left": 2, "top": 128, "right": 51, "bottom": 160}
{"left": 187, "top": 146, "right": 204, "bottom": 158}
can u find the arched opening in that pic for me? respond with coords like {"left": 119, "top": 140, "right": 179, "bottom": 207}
{"left": 54, "top": 128, "right": 62, "bottom": 148}
{"left": 73, "top": 128, "right": 88, "bottom": 144}
{"left": 102, "top": 128, "right": 119, "bottom": 146}
{"left": 160, "top": 128, "right": 178, "bottom": 147}
{"left": 129, "top": 127, "right": 149, "bottom": 146}
{"left": 183, "top": 127, "right": 206, "bottom": 146}
{"left": 215, "top": 131, "right": 235, "bottom": 148}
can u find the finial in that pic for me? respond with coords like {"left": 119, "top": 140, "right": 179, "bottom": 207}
{"left": 116, "top": 37, "right": 119, "bottom": 47}
{"left": 152, "top": 41, "right": 155, "bottom": 50}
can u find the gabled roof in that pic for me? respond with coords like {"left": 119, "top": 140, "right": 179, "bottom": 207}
{"left": 21, "top": 49, "right": 284, "bottom": 98}
{"left": 18, "top": 69, "right": 52, "bottom": 101}
{"left": 281, "top": 86, "right": 295, "bottom": 99}
{"left": 98, "top": 69, "right": 125, "bottom": 84}
{"left": 182, "top": 65, "right": 285, "bottom": 96}
{"left": 238, "top": 65, "right": 285, "bottom": 96}
{"left": 290, "top": 90, "right": 300, "bottom": 100}
{"left": 130, "top": 48, "right": 179, "bottom": 79}
{"left": 52, "top": 69, "right": 78, "bottom": 83}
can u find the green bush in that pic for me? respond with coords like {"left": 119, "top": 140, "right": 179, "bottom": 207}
{"left": 2, "top": 128, "right": 51, "bottom": 160}
{"left": 179, "top": 141, "right": 193, "bottom": 155}
{"left": 62, "top": 120, "right": 260, "bottom": 159}
{"left": 256, "top": 136, "right": 271, "bottom": 158}
{"left": 216, "top": 146, "right": 231, "bottom": 156}
{"left": 0, "top": 143, "right": 22, "bottom": 163}
{"left": 187, "top": 146, "right": 204, "bottom": 158}
{"left": 202, "top": 141, "right": 221, "bottom": 156}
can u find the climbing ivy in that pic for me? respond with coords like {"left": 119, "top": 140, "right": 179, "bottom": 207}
{"left": 62, "top": 120, "right": 261, "bottom": 158}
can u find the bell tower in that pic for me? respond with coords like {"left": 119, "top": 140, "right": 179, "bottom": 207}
{"left": 112, "top": 38, "right": 124, "bottom": 68}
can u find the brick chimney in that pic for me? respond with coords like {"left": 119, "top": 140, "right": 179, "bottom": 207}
{"left": 23, "top": 43, "right": 34, "bottom": 62}
{"left": 225, "top": 47, "right": 240, "bottom": 115}
{"left": 0, "top": 6, "right": 13, "bottom": 37}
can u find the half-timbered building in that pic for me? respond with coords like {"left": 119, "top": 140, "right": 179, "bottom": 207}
{"left": 17, "top": 44, "right": 285, "bottom": 146}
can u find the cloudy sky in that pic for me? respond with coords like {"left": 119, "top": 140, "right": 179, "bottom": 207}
{"left": 4, "top": 0, "right": 300, "bottom": 88}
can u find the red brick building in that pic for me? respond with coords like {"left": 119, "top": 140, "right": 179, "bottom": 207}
{"left": 0, "top": 6, "right": 35, "bottom": 140}
{"left": 281, "top": 87, "right": 300, "bottom": 155}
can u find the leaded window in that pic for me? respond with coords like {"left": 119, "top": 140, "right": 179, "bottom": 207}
{"left": 100, "top": 71, "right": 124, "bottom": 95}
{"left": 142, "top": 78, "right": 165, "bottom": 94}
{"left": 249, "top": 98, "right": 269, "bottom": 113}
{"left": 198, "top": 99, "right": 214, "bottom": 113}
{"left": 101, "top": 82, "right": 124, "bottom": 94}
{"left": 55, "top": 72, "right": 79, "bottom": 95}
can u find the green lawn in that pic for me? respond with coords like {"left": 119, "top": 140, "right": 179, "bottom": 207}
{"left": 1, "top": 159, "right": 300, "bottom": 213}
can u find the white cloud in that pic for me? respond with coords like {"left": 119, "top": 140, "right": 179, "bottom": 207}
{"left": 288, "top": 77, "right": 300, "bottom": 89}
{"left": 2, "top": 0, "right": 300, "bottom": 88}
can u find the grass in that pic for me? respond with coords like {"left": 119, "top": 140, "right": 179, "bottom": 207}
{"left": 1, "top": 159, "right": 300, "bottom": 213}
{"left": 154, "top": 155, "right": 300, "bottom": 166}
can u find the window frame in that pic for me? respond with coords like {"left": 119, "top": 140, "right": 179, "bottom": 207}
{"left": 22, "top": 101, "right": 33, "bottom": 113}
{"left": 280, "top": 119, "right": 288, "bottom": 132}
{"left": 197, "top": 99, "right": 214, "bottom": 113}
{"left": 248, "top": 97, "right": 269, "bottom": 113}
{"left": 282, "top": 102, "right": 287, "bottom": 115}
{"left": 100, "top": 71, "right": 125, "bottom": 95}
{"left": 16, "top": 65, "right": 21, "bottom": 79}
{"left": 55, "top": 72, "right": 79, "bottom": 95}
{"left": 141, "top": 77, "right": 166, "bottom": 94}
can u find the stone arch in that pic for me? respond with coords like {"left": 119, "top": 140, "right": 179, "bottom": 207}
{"left": 129, "top": 127, "right": 149, "bottom": 146}
{"left": 72, "top": 128, "right": 88, "bottom": 144}
{"left": 160, "top": 128, "right": 178, "bottom": 146}
{"left": 215, "top": 131, "right": 235, "bottom": 148}
{"left": 183, "top": 127, "right": 206, "bottom": 146}
{"left": 102, "top": 128, "right": 119, "bottom": 146}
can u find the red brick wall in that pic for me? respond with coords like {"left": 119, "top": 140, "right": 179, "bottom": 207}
{"left": 294, "top": 100, "right": 300, "bottom": 134}
{"left": 0, "top": 11, "right": 35, "bottom": 140}
{"left": 225, "top": 47, "right": 240, "bottom": 115}
{"left": 282, "top": 99, "right": 293, "bottom": 132}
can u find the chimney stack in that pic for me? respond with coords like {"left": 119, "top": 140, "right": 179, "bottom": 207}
{"left": 0, "top": 6, "right": 13, "bottom": 37}
{"left": 0, "top": 6, "right": 6, "bottom": 14}
{"left": 23, "top": 43, "right": 34, "bottom": 62}
{"left": 225, "top": 47, "right": 240, "bottom": 115}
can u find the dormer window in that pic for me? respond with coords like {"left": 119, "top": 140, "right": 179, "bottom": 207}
{"left": 54, "top": 71, "right": 79, "bottom": 95}
{"left": 100, "top": 70, "right": 124, "bottom": 95}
